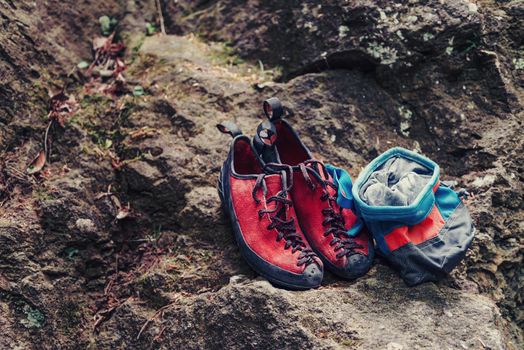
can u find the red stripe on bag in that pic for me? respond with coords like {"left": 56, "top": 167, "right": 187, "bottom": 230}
{"left": 384, "top": 228, "right": 411, "bottom": 251}
{"left": 384, "top": 206, "right": 446, "bottom": 251}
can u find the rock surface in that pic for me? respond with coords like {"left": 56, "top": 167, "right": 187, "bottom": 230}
{"left": 0, "top": 0, "right": 522, "bottom": 349}
{"left": 97, "top": 266, "right": 508, "bottom": 349}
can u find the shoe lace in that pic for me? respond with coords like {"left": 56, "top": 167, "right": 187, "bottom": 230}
{"left": 299, "top": 160, "right": 363, "bottom": 259}
{"left": 252, "top": 164, "right": 318, "bottom": 267}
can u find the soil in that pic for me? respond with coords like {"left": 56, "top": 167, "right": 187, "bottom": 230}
{"left": 0, "top": 0, "right": 522, "bottom": 349}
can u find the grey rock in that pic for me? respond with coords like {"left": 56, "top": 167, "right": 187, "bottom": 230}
{"left": 102, "top": 266, "right": 508, "bottom": 350}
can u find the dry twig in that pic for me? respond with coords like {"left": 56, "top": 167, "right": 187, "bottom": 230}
{"left": 137, "top": 298, "right": 178, "bottom": 340}
{"left": 155, "top": 0, "right": 166, "bottom": 35}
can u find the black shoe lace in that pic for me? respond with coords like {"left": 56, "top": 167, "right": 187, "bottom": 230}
{"left": 252, "top": 164, "right": 318, "bottom": 267}
{"left": 299, "top": 160, "right": 363, "bottom": 259}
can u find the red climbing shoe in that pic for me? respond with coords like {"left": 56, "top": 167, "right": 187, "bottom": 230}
{"left": 253, "top": 98, "right": 374, "bottom": 279}
{"left": 217, "top": 121, "right": 323, "bottom": 289}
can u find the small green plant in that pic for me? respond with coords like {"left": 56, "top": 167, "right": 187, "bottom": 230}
{"left": 513, "top": 58, "right": 524, "bottom": 70}
{"left": 81, "top": 93, "right": 108, "bottom": 109}
{"left": 65, "top": 115, "right": 79, "bottom": 127}
{"left": 133, "top": 86, "right": 145, "bottom": 96}
{"left": 21, "top": 305, "right": 45, "bottom": 329}
{"left": 211, "top": 42, "right": 245, "bottom": 66}
{"left": 87, "top": 129, "right": 103, "bottom": 145}
{"left": 129, "top": 36, "right": 145, "bottom": 63}
{"left": 422, "top": 33, "right": 435, "bottom": 42}
{"left": 366, "top": 42, "right": 398, "bottom": 65}
{"left": 63, "top": 247, "right": 80, "bottom": 260}
{"left": 445, "top": 37, "right": 454, "bottom": 55}
{"left": 99, "top": 16, "right": 118, "bottom": 36}
{"left": 102, "top": 139, "right": 113, "bottom": 149}
{"left": 33, "top": 187, "right": 54, "bottom": 202}
{"left": 77, "top": 61, "right": 90, "bottom": 69}
{"left": 146, "top": 22, "right": 157, "bottom": 36}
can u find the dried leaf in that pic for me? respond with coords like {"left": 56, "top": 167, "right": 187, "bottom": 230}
{"left": 111, "top": 157, "right": 122, "bottom": 170}
{"left": 95, "top": 192, "right": 110, "bottom": 200}
{"left": 47, "top": 87, "right": 62, "bottom": 99}
{"left": 116, "top": 204, "right": 130, "bottom": 220}
{"left": 59, "top": 165, "right": 71, "bottom": 176}
{"left": 27, "top": 150, "right": 46, "bottom": 174}
{"left": 95, "top": 185, "right": 113, "bottom": 200}
{"left": 99, "top": 69, "right": 114, "bottom": 78}
{"left": 110, "top": 195, "right": 121, "bottom": 209}
{"left": 129, "top": 127, "right": 158, "bottom": 141}
{"left": 93, "top": 36, "right": 108, "bottom": 51}
{"left": 47, "top": 90, "right": 77, "bottom": 127}
{"left": 115, "top": 59, "right": 125, "bottom": 68}
{"left": 86, "top": 33, "right": 127, "bottom": 97}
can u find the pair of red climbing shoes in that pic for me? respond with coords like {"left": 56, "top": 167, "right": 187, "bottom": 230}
{"left": 217, "top": 98, "right": 373, "bottom": 290}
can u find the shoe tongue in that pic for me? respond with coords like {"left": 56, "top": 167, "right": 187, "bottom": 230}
{"left": 305, "top": 162, "right": 339, "bottom": 198}
{"left": 263, "top": 174, "right": 290, "bottom": 214}
{"left": 253, "top": 120, "right": 279, "bottom": 164}
{"left": 264, "top": 173, "right": 285, "bottom": 193}
{"left": 306, "top": 161, "right": 331, "bottom": 182}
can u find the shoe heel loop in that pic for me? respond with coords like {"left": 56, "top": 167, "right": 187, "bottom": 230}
{"left": 216, "top": 121, "right": 243, "bottom": 138}
{"left": 263, "top": 97, "right": 284, "bottom": 121}
{"left": 256, "top": 120, "right": 277, "bottom": 146}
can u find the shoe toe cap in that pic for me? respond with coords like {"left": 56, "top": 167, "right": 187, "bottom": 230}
{"left": 300, "top": 263, "right": 323, "bottom": 288}
{"left": 338, "top": 253, "right": 372, "bottom": 280}
{"left": 266, "top": 262, "right": 323, "bottom": 290}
